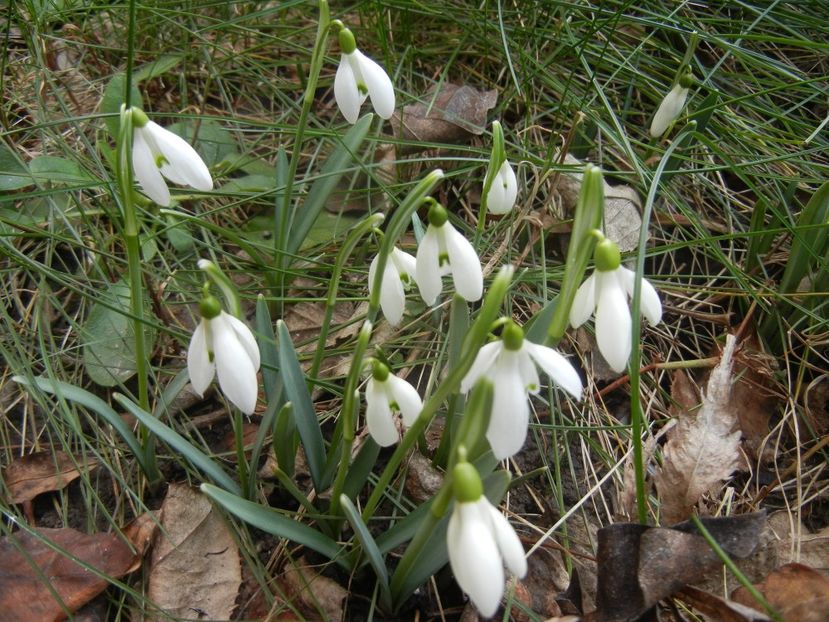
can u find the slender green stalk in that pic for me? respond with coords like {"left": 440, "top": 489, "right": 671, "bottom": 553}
{"left": 233, "top": 408, "right": 250, "bottom": 498}
{"left": 123, "top": 0, "right": 137, "bottom": 109}
{"left": 629, "top": 122, "right": 697, "bottom": 523}
{"left": 476, "top": 120, "right": 505, "bottom": 242}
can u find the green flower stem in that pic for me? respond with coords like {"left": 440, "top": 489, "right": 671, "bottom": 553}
{"left": 368, "top": 170, "right": 445, "bottom": 321}
{"left": 361, "top": 266, "right": 514, "bottom": 522}
{"left": 198, "top": 259, "right": 242, "bottom": 319}
{"left": 547, "top": 165, "right": 604, "bottom": 344}
{"left": 476, "top": 120, "right": 505, "bottom": 241}
{"left": 274, "top": 0, "right": 331, "bottom": 313}
{"left": 116, "top": 106, "right": 159, "bottom": 483}
{"left": 433, "top": 294, "right": 469, "bottom": 468}
{"left": 123, "top": 0, "right": 137, "bottom": 109}
{"left": 233, "top": 408, "right": 250, "bottom": 498}
{"left": 629, "top": 122, "right": 697, "bottom": 523}
{"left": 309, "top": 213, "right": 384, "bottom": 380}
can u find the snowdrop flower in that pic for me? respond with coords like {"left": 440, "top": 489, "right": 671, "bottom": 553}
{"left": 415, "top": 201, "right": 483, "bottom": 306}
{"left": 129, "top": 107, "right": 212, "bottom": 207}
{"left": 649, "top": 73, "right": 693, "bottom": 138}
{"left": 364, "top": 360, "right": 422, "bottom": 446}
{"left": 447, "top": 454, "right": 527, "bottom": 617}
{"left": 569, "top": 236, "right": 662, "bottom": 373}
{"left": 368, "top": 247, "right": 416, "bottom": 326}
{"left": 483, "top": 121, "right": 518, "bottom": 215}
{"left": 461, "top": 320, "right": 582, "bottom": 459}
{"left": 334, "top": 27, "right": 395, "bottom": 124}
{"left": 187, "top": 294, "right": 260, "bottom": 415}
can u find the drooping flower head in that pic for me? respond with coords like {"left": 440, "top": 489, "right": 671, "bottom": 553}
{"left": 483, "top": 120, "right": 518, "bottom": 215}
{"left": 368, "top": 247, "right": 417, "bottom": 326}
{"left": 129, "top": 107, "right": 213, "bottom": 207}
{"left": 649, "top": 72, "right": 694, "bottom": 138}
{"left": 334, "top": 26, "right": 395, "bottom": 124}
{"left": 461, "top": 320, "right": 582, "bottom": 459}
{"left": 415, "top": 201, "right": 483, "bottom": 306}
{"left": 364, "top": 360, "right": 422, "bottom": 446}
{"left": 447, "top": 451, "right": 527, "bottom": 617}
{"left": 187, "top": 290, "right": 260, "bottom": 415}
{"left": 569, "top": 235, "right": 662, "bottom": 373}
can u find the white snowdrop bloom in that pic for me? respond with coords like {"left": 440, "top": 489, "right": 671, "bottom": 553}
{"left": 415, "top": 202, "right": 483, "bottom": 306}
{"left": 368, "top": 247, "right": 417, "bottom": 326}
{"left": 649, "top": 81, "right": 691, "bottom": 138}
{"left": 569, "top": 238, "right": 662, "bottom": 373}
{"left": 334, "top": 27, "right": 395, "bottom": 124}
{"left": 447, "top": 458, "right": 527, "bottom": 618}
{"left": 364, "top": 361, "right": 422, "bottom": 446}
{"left": 485, "top": 160, "right": 518, "bottom": 215}
{"left": 187, "top": 295, "right": 260, "bottom": 415}
{"left": 130, "top": 108, "right": 213, "bottom": 207}
{"left": 460, "top": 320, "right": 582, "bottom": 460}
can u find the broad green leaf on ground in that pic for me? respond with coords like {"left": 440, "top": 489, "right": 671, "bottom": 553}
{"left": 81, "top": 279, "right": 156, "bottom": 387}
{"left": 132, "top": 54, "right": 184, "bottom": 82}
{"left": 29, "top": 156, "right": 96, "bottom": 186}
{"left": 144, "top": 484, "right": 241, "bottom": 622}
{"left": 100, "top": 73, "right": 143, "bottom": 139}
{"left": 0, "top": 527, "right": 136, "bottom": 622}
{"left": 0, "top": 144, "right": 35, "bottom": 190}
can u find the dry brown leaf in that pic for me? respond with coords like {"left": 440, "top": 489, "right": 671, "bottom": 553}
{"left": 729, "top": 333, "right": 778, "bottom": 461}
{"left": 678, "top": 586, "right": 772, "bottom": 622}
{"left": 279, "top": 558, "right": 347, "bottom": 622}
{"left": 731, "top": 563, "right": 829, "bottom": 622}
{"left": 3, "top": 451, "right": 98, "bottom": 504}
{"left": 122, "top": 513, "right": 159, "bottom": 574}
{"left": 803, "top": 374, "right": 829, "bottom": 434}
{"left": 655, "top": 334, "right": 743, "bottom": 525}
{"left": 143, "top": 484, "right": 241, "bottom": 622}
{"left": 0, "top": 527, "right": 135, "bottom": 622}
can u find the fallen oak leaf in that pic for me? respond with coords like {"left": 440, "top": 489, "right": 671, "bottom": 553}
{"left": 731, "top": 563, "right": 829, "bottom": 622}
{"left": 0, "top": 527, "right": 136, "bottom": 622}
{"left": 3, "top": 450, "right": 98, "bottom": 504}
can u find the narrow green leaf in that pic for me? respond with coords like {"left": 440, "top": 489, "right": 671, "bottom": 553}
{"left": 277, "top": 320, "right": 326, "bottom": 492}
{"left": 340, "top": 495, "right": 391, "bottom": 609}
{"left": 255, "top": 295, "right": 283, "bottom": 405}
{"left": 13, "top": 376, "right": 149, "bottom": 477}
{"left": 200, "top": 483, "right": 345, "bottom": 565}
{"left": 341, "top": 438, "right": 380, "bottom": 501}
{"left": 780, "top": 180, "right": 829, "bottom": 294}
{"left": 113, "top": 393, "right": 241, "bottom": 495}
{"left": 288, "top": 114, "right": 373, "bottom": 257}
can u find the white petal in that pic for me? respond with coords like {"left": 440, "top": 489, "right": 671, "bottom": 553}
{"left": 523, "top": 342, "right": 583, "bottom": 399}
{"left": 368, "top": 253, "right": 380, "bottom": 295}
{"left": 386, "top": 374, "right": 422, "bottom": 426}
{"left": 415, "top": 227, "right": 443, "bottom": 306}
{"left": 146, "top": 121, "right": 213, "bottom": 191}
{"left": 617, "top": 266, "right": 662, "bottom": 326}
{"left": 460, "top": 341, "right": 503, "bottom": 394}
{"left": 569, "top": 272, "right": 596, "bottom": 328}
{"left": 223, "top": 312, "right": 261, "bottom": 371}
{"left": 212, "top": 314, "right": 259, "bottom": 414}
{"left": 334, "top": 53, "right": 365, "bottom": 124}
{"left": 132, "top": 127, "right": 171, "bottom": 206}
{"left": 444, "top": 224, "right": 483, "bottom": 302}
{"left": 595, "top": 270, "right": 632, "bottom": 373}
{"left": 483, "top": 500, "right": 527, "bottom": 578}
{"left": 447, "top": 502, "right": 504, "bottom": 618}
{"left": 487, "top": 161, "right": 517, "bottom": 215}
{"left": 186, "top": 319, "right": 214, "bottom": 396}
{"left": 650, "top": 85, "right": 689, "bottom": 138}
{"left": 390, "top": 247, "right": 417, "bottom": 280}
{"left": 487, "top": 351, "right": 530, "bottom": 460}
{"left": 517, "top": 347, "right": 541, "bottom": 395}
{"left": 365, "top": 378, "right": 398, "bottom": 446}
{"left": 354, "top": 50, "right": 395, "bottom": 120}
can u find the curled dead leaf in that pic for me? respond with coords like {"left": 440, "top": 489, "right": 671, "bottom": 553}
{"left": 3, "top": 450, "right": 98, "bottom": 504}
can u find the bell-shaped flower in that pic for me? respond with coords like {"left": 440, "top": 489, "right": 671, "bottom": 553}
{"left": 368, "top": 247, "right": 416, "bottom": 326}
{"left": 415, "top": 201, "right": 483, "bottom": 306}
{"left": 364, "top": 360, "right": 422, "bottom": 446}
{"left": 130, "top": 107, "right": 213, "bottom": 207}
{"left": 334, "top": 27, "right": 395, "bottom": 124}
{"left": 649, "top": 74, "right": 693, "bottom": 138}
{"left": 460, "top": 320, "right": 582, "bottom": 460}
{"left": 485, "top": 160, "right": 518, "bottom": 215}
{"left": 187, "top": 294, "right": 260, "bottom": 415}
{"left": 447, "top": 456, "right": 527, "bottom": 618}
{"left": 569, "top": 237, "right": 662, "bottom": 373}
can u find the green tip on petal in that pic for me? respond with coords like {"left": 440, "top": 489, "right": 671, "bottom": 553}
{"left": 501, "top": 319, "right": 524, "bottom": 351}
{"left": 130, "top": 107, "right": 149, "bottom": 128}
{"left": 371, "top": 359, "right": 390, "bottom": 382}
{"left": 452, "top": 459, "right": 483, "bottom": 503}
{"left": 427, "top": 202, "right": 448, "bottom": 227}
{"left": 199, "top": 294, "right": 222, "bottom": 319}
{"left": 338, "top": 28, "right": 357, "bottom": 54}
{"left": 594, "top": 237, "right": 621, "bottom": 271}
